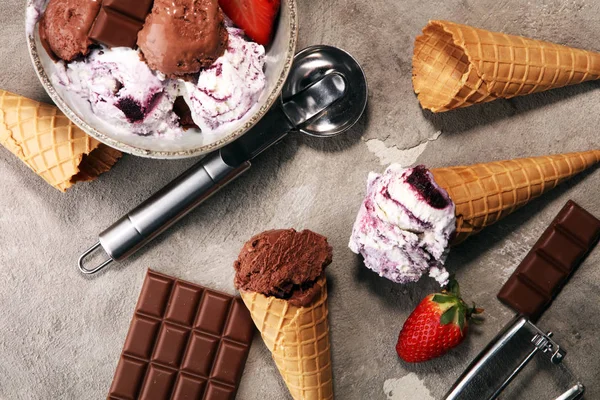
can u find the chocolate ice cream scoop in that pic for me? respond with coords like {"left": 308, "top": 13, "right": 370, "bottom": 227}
{"left": 137, "top": 0, "right": 228, "bottom": 77}
{"left": 39, "top": 0, "right": 101, "bottom": 62}
{"left": 234, "top": 229, "right": 333, "bottom": 307}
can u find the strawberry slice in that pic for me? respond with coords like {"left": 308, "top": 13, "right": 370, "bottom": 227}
{"left": 219, "top": 0, "right": 281, "bottom": 45}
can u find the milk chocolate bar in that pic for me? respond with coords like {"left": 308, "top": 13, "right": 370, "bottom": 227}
{"left": 498, "top": 201, "right": 600, "bottom": 320}
{"left": 89, "top": 0, "right": 153, "bottom": 48}
{"left": 108, "top": 270, "right": 255, "bottom": 400}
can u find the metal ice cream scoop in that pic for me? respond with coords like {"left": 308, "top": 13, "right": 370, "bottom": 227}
{"left": 78, "top": 45, "right": 368, "bottom": 274}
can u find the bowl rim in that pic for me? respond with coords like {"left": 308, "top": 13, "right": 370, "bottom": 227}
{"left": 26, "top": 0, "right": 298, "bottom": 159}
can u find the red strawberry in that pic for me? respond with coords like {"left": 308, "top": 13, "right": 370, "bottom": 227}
{"left": 219, "top": 0, "right": 281, "bottom": 45}
{"left": 396, "top": 278, "right": 483, "bottom": 363}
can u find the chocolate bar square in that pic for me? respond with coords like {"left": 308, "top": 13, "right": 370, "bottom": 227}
{"left": 518, "top": 253, "right": 567, "bottom": 297}
{"left": 103, "top": 0, "right": 154, "bottom": 22}
{"left": 89, "top": 8, "right": 144, "bottom": 49}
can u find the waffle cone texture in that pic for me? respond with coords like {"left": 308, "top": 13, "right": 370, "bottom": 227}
{"left": 240, "top": 276, "right": 333, "bottom": 400}
{"left": 431, "top": 150, "right": 600, "bottom": 244}
{"left": 0, "top": 90, "right": 121, "bottom": 191}
{"left": 413, "top": 20, "right": 600, "bottom": 112}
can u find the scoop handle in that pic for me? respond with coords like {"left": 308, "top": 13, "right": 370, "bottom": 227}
{"left": 98, "top": 152, "right": 250, "bottom": 263}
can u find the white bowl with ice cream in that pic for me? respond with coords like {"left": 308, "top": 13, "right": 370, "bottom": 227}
{"left": 26, "top": 0, "right": 297, "bottom": 158}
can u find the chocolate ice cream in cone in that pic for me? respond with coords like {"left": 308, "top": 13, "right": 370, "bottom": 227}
{"left": 235, "top": 229, "right": 334, "bottom": 400}
{"left": 413, "top": 20, "right": 600, "bottom": 112}
{"left": 0, "top": 90, "right": 121, "bottom": 191}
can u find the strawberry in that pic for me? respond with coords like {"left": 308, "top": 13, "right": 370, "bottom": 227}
{"left": 219, "top": 0, "right": 281, "bottom": 46}
{"left": 396, "top": 278, "right": 483, "bottom": 363}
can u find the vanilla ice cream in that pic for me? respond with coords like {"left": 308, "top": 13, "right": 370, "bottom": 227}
{"left": 53, "top": 47, "right": 184, "bottom": 137}
{"left": 349, "top": 164, "right": 456, "bottom": 286}
{"left": 184, "top": 27, "right": 266, "bottom": 134}
{"left": 26, "top": 0, "right": 47, "bottom": 37}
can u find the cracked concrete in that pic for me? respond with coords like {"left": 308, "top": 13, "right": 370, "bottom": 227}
{"left": 2, "top": 0, "right": 600, "bottom": 399}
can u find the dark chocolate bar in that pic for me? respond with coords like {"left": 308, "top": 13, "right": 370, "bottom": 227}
{"left": 108, "top": 270, "right": 255, "bottom": 400}
{"left": 498, "top": 200, "right": 600, "bottom": 320}
{"left": 89, "top": 0, "right": 153, "bottom": 48}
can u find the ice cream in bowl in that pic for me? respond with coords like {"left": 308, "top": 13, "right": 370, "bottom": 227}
{"left": 26, "top": 0, "right": 297, "bottom": 158}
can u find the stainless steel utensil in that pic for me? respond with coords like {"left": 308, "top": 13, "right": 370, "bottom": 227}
{"left": 78, "top": 45, "right": 368, "bottom": 274}
{"left": 444, "top": 316, "right": 584, "bottom": 400}
{"left": 556, "top": 384, "right": 585, "bottom": 400}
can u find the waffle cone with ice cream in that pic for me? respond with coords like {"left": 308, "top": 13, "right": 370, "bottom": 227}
{"left": 235, "top": 229, "right": 334, "bottom": 400}
{"left": 0, "top": 90, "right": 121, "bottom": 191}
{"left": 239, "top": 276, "right": 333, "bottom": 400}
{"left": 413, "top": 20, "right": 600, "bottom": 112}
{"left": 349, "top": 150, "right": 600, "bottom": 286}
{"left": 432, "top": 150, "right": 600, "bottom": 244}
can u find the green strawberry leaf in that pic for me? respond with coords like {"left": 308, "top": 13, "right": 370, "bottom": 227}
{"left": 440, "top": 306, "right": 457, "bottom": 325}
{"left": 445, "top": 276, "right": 461, "bottom": 298}
{"left": 432, "top": 294, "right": 455, "bottom": 304}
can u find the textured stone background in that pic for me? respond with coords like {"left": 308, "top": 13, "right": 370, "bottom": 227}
{"left": 1, "top": 0, "right": 600, "bottom": 399}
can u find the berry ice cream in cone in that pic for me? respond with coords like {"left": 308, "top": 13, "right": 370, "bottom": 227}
{"left": 234, "top": 229, "right": 334, "bottom": 400}
{"left": 349, "top": 150, "right": 600, "bottom": 285}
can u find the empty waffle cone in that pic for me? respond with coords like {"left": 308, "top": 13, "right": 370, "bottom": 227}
{"left": 431, "top": 150, "right": 600, "bottom": 244}
{"left": 240, "top": 276, "right": 333, "bottom": 400}
{"left": 413, "top": 20, "right": 600, "bottom": 112}
{"left": 0, "top": 90, "right": 121, "bottom": 191}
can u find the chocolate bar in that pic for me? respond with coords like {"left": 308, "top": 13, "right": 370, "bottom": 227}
{"left": 89, "top": 0, "right": 153, "bottom": 48}
{"left": 498, "top": 201, "right": 600, "bottom": 320}
{"left": 108, "top": 270, "right": 255, "bottom": 400}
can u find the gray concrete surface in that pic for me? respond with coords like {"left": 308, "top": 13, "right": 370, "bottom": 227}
{"left": 1, "top": 0, "right": 600, "bottom": 399}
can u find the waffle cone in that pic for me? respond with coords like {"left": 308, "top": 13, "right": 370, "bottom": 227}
{"left": 413, "top": 20, "right": 600, "bottom": 112}
{"left": 431, "top": 150, "right": 600, "bottom": 244}
{"left": 240, "top": 276, "right": 333, "bottom": 400}
{"left": 0, "top": 90, "right": 121, "bottom": 191}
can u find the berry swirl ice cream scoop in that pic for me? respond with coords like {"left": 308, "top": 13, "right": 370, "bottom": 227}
{"left": 349, "top": 164, "right": 456, "bottom": 286}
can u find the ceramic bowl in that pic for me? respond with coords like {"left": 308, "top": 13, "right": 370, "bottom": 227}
{"left": 26, "top": 0, "right": 298, "bottom": 158}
